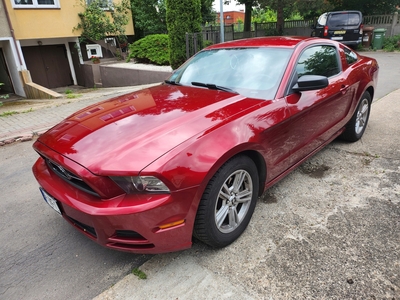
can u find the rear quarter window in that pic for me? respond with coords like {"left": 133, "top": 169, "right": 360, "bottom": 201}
{"left": 343, "top": 48, "right": 358, "bottom": 65}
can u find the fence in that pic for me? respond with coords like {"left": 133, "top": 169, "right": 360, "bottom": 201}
{"left": 185, "top": 12, "right": 400, "bottom": 58}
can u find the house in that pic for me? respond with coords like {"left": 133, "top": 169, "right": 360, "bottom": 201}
{"left": 217, "top": 10, "right": 245, "bottom": 25}
{"left": 0, "top": 0, "right": 24, "bottom": 97}
{"left": 1, "top": 0, "right": 134, "bottom": 98}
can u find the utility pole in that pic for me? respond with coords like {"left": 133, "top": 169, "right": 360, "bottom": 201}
{"left": 220, "top": 0, "right": 224, "bottom": 42}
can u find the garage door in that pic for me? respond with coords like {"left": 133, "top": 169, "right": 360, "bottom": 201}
{"left": 22, "top": 44, "right": 73, "bottom": 89}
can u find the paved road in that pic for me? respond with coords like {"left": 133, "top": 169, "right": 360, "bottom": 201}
{"left": 362, "top": 51, "right": 400, "bottom": 99}
{"left": 96, "top": 76, "right": 400, "bottom": 299}
{"left": 0, "top": 142, "right": 150, "bottom": 300}
{"left": 0, "top": 51, "right": 399, "bottom": 300}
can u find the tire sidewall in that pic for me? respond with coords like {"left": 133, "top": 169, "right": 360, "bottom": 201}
{"left": 353, "top": 92, "right": 371, "bottom": 140}
{"left": 200, "top": 155, "right": 259, "bottom": 248}
{"left": 341, "top": 91, "right": 372, "bottom": 142}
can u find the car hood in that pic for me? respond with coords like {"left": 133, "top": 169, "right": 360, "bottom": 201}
{"left": 37, "top": 85, "right": 260, "bottom": 175}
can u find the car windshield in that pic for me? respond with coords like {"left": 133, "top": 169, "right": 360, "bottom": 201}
{"left": 167, "top": 47, "right": 293, "bottom": 100}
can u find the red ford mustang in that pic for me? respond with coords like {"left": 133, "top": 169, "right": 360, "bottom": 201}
{"left": 32, "top": 37, "right": 379, "bottom": 254}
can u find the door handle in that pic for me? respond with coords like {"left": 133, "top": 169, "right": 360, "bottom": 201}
{"left": 340, "top": 85, "right": 349, "bottom": 95}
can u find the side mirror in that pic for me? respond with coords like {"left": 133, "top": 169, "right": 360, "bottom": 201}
{"left": 310, "top": 24, "right": 316, "bottom": 30}
{"left": 292, "top": 75, "right": 329, "bottom": 92}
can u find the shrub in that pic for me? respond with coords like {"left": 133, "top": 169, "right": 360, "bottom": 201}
{"left": 202, "top": 40, "right": 213, "bottom": 49}
{"left": 383, "top": 34, "right": 400, "bottom": 52}
{"left": 127, "top": 34, "right": 170, "bottom": 65}
{"left": 166, "top": 0, "right": 202, "bottom": 70}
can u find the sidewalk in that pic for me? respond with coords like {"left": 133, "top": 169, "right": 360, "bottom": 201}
{"left": 0, "top": 84, "right": 159, "bottom": 145}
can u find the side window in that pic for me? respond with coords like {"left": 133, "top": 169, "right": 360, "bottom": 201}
{"left": 343, "top": 47, "right": 358, "bottom": 65}
{"left": 296, "top": 45, "right": 340, "bottom": 78}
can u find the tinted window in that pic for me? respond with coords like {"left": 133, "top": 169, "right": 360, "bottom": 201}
{"left": 296, "top": 46, "right": 340, "bottom": 78}
{"left": 343, "top": 47, "right": 358, "bottom": 65}
{"left": 328, "top": 13, "right": 361, "bottom": 27}
{"left": 169, "top": 48, "right": 293, "bottom": 100}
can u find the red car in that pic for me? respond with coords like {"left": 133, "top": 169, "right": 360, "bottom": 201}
{"left": 32, "top": 37, "right": 379, "bottom": 254}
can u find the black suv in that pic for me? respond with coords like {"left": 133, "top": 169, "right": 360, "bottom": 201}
{"left": 311, "top": 11, "right": 363, "bottom": 48}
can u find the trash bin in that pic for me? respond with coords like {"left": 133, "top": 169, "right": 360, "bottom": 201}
{"left": 362, "top": 26, "right": 374, "bottom": 48}
{"left": 372, "top": 28, "right": 387, "bottom": 50}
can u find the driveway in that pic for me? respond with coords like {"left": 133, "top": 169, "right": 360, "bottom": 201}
{"left": 96, "top": 53, "right": 400, "bottom": 299}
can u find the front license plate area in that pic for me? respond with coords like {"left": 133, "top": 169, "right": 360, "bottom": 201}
{"left": 40, "top": 188, "right": 62, "bottom": 215}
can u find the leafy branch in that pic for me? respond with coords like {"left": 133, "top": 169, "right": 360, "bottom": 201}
{"left": 74, "top": 0, "right": 131, "bottom": 44}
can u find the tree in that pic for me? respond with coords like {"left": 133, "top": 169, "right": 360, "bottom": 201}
{"left": 166, "top": 0, "right": 202, "bottom": 69}
{"left": 130, "top": 0, "right": 167, "bottom": 38}
{"left": 224, "top": 0, "right": 289, "bottom": 34}
{"left": 224, "top": 0, "right": 257, "bottom": 33}
{"left": 130, "top": 0, "right": 213, "bottom": 39}
{"left": 74, "top": 0, "right": 131, "bottom": 44}
{"left": 252, "top": 7, "right": 277, "bottom": 23}
{"left": 295, "top": 0, "right": 333, "bottom": 20}
{"left": 328, "top": 0, "right": 400, "bottom": 15}
{"left": 201, "top": 0, "right": 216, "bottom": 24}
{"left": 257, "top": 0, "right": 297, "bottom": 34}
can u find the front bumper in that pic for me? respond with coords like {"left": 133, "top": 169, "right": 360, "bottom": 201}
{"left": 33, "top": 157, "right": 198, "bottom": 254}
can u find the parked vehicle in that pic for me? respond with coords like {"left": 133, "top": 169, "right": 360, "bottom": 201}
{"left": 311, "top": 11, "right": 363, "bottom": 48}
{"left": 32, "top": 37, "right": 379, "bottom": 254}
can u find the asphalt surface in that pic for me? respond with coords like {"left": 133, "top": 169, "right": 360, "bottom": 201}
{"left": 0, "top": 51, "right": 399, "bottom": 299}
{"left": 96, "top": 89, "right": 400, "bottom": 299}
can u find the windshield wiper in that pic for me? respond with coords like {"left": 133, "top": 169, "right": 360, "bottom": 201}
{"left": 191, "top": 81, "right": 238, "bottom": 94}
{"left": 164, "top": 80, "right": 181, "bottom": 86}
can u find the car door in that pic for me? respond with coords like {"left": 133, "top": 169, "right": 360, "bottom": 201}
{"left": 285, "top": 44, "right": 353, "bottom": 165}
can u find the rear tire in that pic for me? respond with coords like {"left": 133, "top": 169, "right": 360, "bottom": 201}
{"left": 341, "top": 91, "right": 371, "bottom": 142}
{"left": 193, "top": 155, "right": 259, "bottom": 248}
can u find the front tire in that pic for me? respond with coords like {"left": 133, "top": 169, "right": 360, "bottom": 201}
{"left": 193, "top": 155, "right": 259, "bottom": 248}
{"left": 341, "top": 91, "right": 371, "bottom": 142}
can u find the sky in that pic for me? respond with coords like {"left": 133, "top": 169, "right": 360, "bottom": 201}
{"left": 212, "top": 0, "right": 245, "bottom": 12}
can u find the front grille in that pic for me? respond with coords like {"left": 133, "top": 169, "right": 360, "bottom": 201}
{"left": 46, "top": 159, "right": 99, "bottom": 197}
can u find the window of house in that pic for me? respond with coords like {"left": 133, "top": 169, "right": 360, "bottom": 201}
{"left": 12, "top": 0, "right": 60, "bottom": 8}
{"left": 86, "top": 44, "right": 103, "bottom": 59}
{"left": 296, "top": 45, "right": 340, "bottom": 78}
{"left": 86, "top": 0, "right": 113, "bottom": 10}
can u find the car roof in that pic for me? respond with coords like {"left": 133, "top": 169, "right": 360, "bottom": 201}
{"left": 327, "top": 10, "right": 362, "bottom": 15}
{"left": 206, "top": 36, "right": 315, "bottom": 50}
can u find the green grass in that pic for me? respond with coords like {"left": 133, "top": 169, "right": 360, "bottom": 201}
{"left": 0, "top": 111, "right": 18, "bottom": 117}
{"left": 132, "top": 268, "right": 147, "bottom": 280}
{"left": 66, "top": 93, "right": 82, "bottom": 99}
{"left": 22, "top": 108, "right": 33, "bottom": 113}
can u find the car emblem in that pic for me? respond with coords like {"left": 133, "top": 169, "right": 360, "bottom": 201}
{"left": 51, "top": 161, "right": 72, "bottom": 180}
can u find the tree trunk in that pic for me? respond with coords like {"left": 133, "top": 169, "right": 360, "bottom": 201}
{"left": 276, "top": 0, "right": 284, "bottom": 35}
{"left": 243, "top": 2, "right": 253, "bottom": 37}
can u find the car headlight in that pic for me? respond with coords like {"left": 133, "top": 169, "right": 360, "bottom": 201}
{"left": 111, "top": 176, "right": 170, "bottom": 194}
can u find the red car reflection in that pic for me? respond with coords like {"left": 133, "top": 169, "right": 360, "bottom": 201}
{"left": 32, "top": 37, "right": 379, "bottom": 254}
